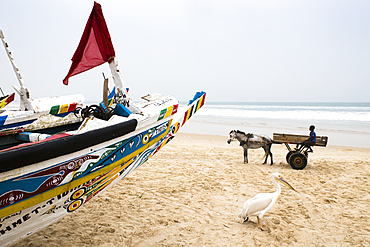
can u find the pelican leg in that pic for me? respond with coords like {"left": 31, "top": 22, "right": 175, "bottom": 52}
{"left": 257, "top": 216, "right": 268, "bottom": 231}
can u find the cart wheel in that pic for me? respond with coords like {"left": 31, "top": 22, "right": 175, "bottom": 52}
{"left": 289, "top": 153, "right": 307, "bottom": 170}
{"left": 286, "top": 151, "right": 294, "bottom": 163}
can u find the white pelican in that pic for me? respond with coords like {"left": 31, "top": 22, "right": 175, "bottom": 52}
{"left": 238, "top": 172, "right": 297, "bottom": 231}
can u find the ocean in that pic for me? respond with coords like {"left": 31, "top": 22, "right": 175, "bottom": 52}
{"left": 180, "top": 102, "right": 370, "bottom": 148}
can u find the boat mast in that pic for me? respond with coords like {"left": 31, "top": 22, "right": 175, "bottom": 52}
{"left": 0, "top": 29, "right": 33, "bottom": 111}
{"left": 108, "top": 57, "right": 141, "bottom": 114}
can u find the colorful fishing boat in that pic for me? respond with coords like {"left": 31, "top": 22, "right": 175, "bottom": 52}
{"left": 0, "top": 2, "right": 205, "bottom": 246}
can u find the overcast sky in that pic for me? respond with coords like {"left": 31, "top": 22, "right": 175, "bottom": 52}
{"left": 1, "top": 0, "right": 369, "bottom": 103}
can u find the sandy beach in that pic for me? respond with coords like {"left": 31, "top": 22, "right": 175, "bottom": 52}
{"left": 11, "top": 133, "right": 370, "bottom": 246}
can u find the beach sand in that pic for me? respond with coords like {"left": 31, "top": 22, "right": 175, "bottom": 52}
{"left": 11, "top": 133, "right": 370, "bottom": 246}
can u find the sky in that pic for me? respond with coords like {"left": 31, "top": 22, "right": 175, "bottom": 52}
{"left": 1, "top": 0, "right": 370, "bottom": 103}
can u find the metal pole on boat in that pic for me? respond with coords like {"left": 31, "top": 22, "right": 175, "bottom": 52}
{"left": 0, "top": 29, "right": 33, "bottom": 111}
{"left": 108, "top": 58, "right": 141, "bottom": 114}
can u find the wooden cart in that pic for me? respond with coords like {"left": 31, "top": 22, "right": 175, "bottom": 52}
{"left": 273, "top": 133, "right": 328, "bottom": 170}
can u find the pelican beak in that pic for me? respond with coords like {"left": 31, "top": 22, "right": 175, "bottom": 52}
{"left": 278, "top": 177, "right": 297, "bottom": 192}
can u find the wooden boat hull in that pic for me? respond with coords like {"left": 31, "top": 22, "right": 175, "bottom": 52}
{"left": 0, "top": 92, "right": 205, "bottom": 246}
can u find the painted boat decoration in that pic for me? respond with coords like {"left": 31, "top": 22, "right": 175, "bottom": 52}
{"left": 0, "top": 92, "right": 15, "bottom": 110}
{"left": 0, "top": 2, "right": 206, "bottom": 246}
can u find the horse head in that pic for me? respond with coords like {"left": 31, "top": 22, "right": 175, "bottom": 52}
{"left": 227, "top": 130, "right": 237, "bottom": 144}
{"left": 227, "top": 130, "right": 255, "bottom": 144}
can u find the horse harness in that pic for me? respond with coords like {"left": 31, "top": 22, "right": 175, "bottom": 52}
{"left": 239, "top": 136, "right": 264, "bottom": 147}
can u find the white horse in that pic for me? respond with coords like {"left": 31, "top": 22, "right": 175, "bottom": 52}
{"left": 227, "top": 130, "right": 274, "bottom": 165}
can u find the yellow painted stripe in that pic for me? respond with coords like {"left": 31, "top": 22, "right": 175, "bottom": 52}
{"left": 158, "top": 139, "right": 168, "bottom": 152}
{"left": 149, "top": 139, "right": 167, "bottom": 159}
{"left": 95, "top": 164, "right": 122, "bottom": 185}
{"left": 89, "top": 172, "right": 119, "bottom": 197}
{"left": 196, "top": 96, "right": 203, "bottom": 111}
{"left": 185, "top": 108, "right": 191, "bottom": 122}
{"left": 162, "top": 138, "right": 169, "bottom": 147}
{"left": 0, "top": 99, "right": 6, "bottom": 109}
{"left": 59, "top": 104, "right": 69, "bottom": 114}
{"left": 0, "top": 120, "right": 172, "bottom": 219}
{"left": 164, "top": 105, "right": 173, "bottom": 118}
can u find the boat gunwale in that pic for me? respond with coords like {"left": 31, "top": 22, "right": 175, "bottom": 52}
{"left": 0, "top": 119, "right": 138, "bottom": 173}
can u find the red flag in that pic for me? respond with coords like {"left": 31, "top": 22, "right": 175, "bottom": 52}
{"left": 63, "top": 2, "right": 115, "bottom": 85}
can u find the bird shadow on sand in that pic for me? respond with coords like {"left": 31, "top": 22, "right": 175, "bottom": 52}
{"left": 241, "top": 219, "right": 271, "bottom": 233}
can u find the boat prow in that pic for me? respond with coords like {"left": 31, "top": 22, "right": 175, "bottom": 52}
{"left": 0, "top": 3, "right": 205, "bottom": 246}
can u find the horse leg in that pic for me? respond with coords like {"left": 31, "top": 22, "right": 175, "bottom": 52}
{"left": 262, "top": 146, "right": 269, "bottom": 164}
{"left": 269, "top": 152, "right": 274, "bottom": 165}
{"left": 262, "top": 152, "right": 267, "bottom": 164}
{"left": 263, "top": 152, "right": 268, "bottom": 164}
{"left": 244, "top": 148, "right": 248, "bottom": 164}
{"left": 267, "top": 144, "right": 273, "bottom": 165}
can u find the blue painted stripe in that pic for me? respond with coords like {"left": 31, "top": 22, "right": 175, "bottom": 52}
{"left": 0, "top": 119, "right": 36, "bottom": 131}
{"left": 0, "top": 115, "right": 8, "bottom": 126}
{"left": 16, "top": 132, "right": 51, "bottom": 142}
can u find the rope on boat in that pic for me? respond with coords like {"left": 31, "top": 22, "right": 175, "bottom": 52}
{"left": 74, "top": 104, "right": 114, "bottom": 120}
